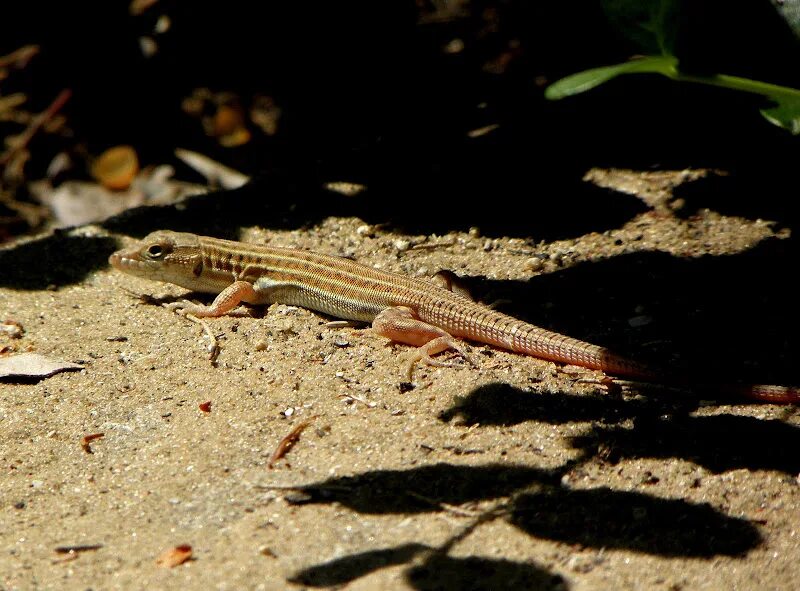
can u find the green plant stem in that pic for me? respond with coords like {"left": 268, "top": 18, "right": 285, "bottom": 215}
{"left": 661, "top": 67, "right": 800, "bottom": 100}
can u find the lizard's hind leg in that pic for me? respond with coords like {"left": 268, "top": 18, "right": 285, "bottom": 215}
{"left": 372, "top": 306, "right": 475, "bottom": 380}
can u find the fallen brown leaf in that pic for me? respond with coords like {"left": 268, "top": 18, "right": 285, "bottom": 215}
{"left": 156, "top": 544, "right": 193, "bottom": 567}
{"left": 0, "top": 352, "right": 83, "bottom": 379}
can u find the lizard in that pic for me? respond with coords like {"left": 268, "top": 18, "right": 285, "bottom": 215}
{"left": 108, "top": 230, "right": 799, "bottom": 404}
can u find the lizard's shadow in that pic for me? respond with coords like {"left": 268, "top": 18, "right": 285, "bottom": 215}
{"left": 449, "top": 237, "right": 799, "bottom": 389}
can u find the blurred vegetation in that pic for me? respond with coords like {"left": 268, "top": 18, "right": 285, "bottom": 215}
{"left": 546, "top": 0, "right": 800, "bottom": 134}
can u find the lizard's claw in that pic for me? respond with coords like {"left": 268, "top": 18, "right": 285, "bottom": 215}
{"left": 404, "top": 336, "right": 477, "bottom": 381}
{"left": 164, "top": 299, "right": 198, "bottom": 316}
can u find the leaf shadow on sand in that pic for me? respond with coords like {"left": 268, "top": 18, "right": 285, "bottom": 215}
{"left": 284, "top": 462, "right": 760, "bottom": 588}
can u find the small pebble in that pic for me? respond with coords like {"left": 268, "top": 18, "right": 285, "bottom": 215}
{"left": 628, "top": 315, "right": 653, "bottom": 328}
{"left": 333, "top": 335, "right": 350, "bottom": 348}
{"left": 283, "top": 491, "right": 313, "bottom": 505}
{"left": 524, "top": 257, "right": 544, "bottom": 272}
{"left": 443, "top": 38, "right": 464, "bottom": 54}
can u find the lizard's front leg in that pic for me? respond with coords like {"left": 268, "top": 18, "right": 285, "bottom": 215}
{"left": 166, "top": 280, "right": 259, "bottom": 317}
{"left": 371, "top": 306, "right": 475, "bottom": 380}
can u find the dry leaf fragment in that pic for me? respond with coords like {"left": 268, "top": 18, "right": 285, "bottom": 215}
{"left": 466, "top": 123, "right": 500, "bottom": 138}
{"left": 139, "top": 36, "right": 158, "bottom": 58}
{"left": 156, "top": 544, "right": 193, "bottom": 567}
{"left": 268, "top": 418, "right": 316, "bottom": 469}
{"left": 209, "top": 105, "right": 251, "bottom": 147}
{"left": 91, "top": 145, "right": 139, "bottom": 190}
{"left": 0, "top": 93, "right": 27, "bottom": 115}
{"left": 199, "top": 401, "right": 212, "bottom": 413}
{"left": 323, "top": 182, "right": 367, "bottom": 196}
{"left": 250, "top": 95, "right": 281, "bottom": 136}
{"left": 212, "top": 104, "right": 243, "bottom": 137}
{"left": 219, "top": 126, "right": 251, "bottom": 148}
{"left": 0, "top": 45, "right": 39, "bottom": 70}
{"left": 154, "top": 15, "right": 171, "bottom": 34}
{"left": 174, "top": 149, "right": 249, "bottom": 189}
{"left": 30, "top": 180, "right": 141, "bottom": 227}
{"left": 81, "top": 433, "right": 105, "bottom": 454}
{"left": 0, "top": 353, "right": 83, "bottom": 379}
{"left": 129, "top": 0, "right": 159, "bottom": 16}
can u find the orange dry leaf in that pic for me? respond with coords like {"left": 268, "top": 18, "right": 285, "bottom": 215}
{"left": 212, "top": 105, "right": 250, "bottom": 147}
{"left": 212, "top": 105, "right": 242, "bottom": 136}
{"left": 199, "top": 401, "right": 212, "bottom": 413}
{"left": 156, "top": 544, "right": 193, "bottom": 567}
{"left": 90, "top": 145, "right": 139, "bottom": 190}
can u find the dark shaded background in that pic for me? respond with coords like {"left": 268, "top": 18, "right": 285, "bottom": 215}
{"left": 1, "top": 0, "right": 798, "bottom": 235}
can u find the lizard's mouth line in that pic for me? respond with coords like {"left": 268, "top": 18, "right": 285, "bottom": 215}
{"left": 108, "top": 252, "right": 132, "bottom": 270}
{"left": 108, "top": 252, "right": 148, "bottom": 273}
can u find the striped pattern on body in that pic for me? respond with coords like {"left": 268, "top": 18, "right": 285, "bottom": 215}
{"left": 109, "top": 230, "right": 800, "bottom": 403}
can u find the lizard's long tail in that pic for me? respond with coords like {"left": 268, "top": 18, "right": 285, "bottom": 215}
{"left": 447, "top": 304, "right": 800, "bottom": 404}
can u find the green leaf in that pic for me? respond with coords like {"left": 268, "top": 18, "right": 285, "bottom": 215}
{"left": 544, "top": 56, "right": 678, "bottom": 100}
{"left": 760, "top": 95, "right": 800, "bottom": 135}
{"left": 602, "top": 0, "right": 682, "bottom": 55}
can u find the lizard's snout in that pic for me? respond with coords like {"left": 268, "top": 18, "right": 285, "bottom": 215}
{"left": 108, "top": 251, "right": 125, "bottom": 270}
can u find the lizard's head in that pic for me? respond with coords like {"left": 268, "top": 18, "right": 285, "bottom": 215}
{"left": 109, "top": 231, "right": 204, "bottom": 287}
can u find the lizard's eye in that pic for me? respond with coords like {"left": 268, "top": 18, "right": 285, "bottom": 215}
{"left": 146, "top": 244, "right": 164, "bottom": 258}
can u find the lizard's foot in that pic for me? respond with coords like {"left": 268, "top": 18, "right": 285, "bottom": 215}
{"left": 402, "top": 336, "right": 476, "bottom": 381}
{"left": 164, "top": 299, "right": 201, "bottom": 316}
{"left": 371, "top": 306, "right": 476, "bottom": 381}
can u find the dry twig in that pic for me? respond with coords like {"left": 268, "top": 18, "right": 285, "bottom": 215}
{"left": 0, "top": 88, "right": 71, "bottom": 166}
{"left": 268, "top": 418, "right": 316, "bottom": 469}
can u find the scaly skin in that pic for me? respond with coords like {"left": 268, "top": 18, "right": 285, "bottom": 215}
{"left": 109, "top": 231, "right": 799, "bottom": 403}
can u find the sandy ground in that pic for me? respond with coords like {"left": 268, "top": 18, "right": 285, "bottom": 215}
{"left": 1, "top": 171, "right": 799, "bottom": 590}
